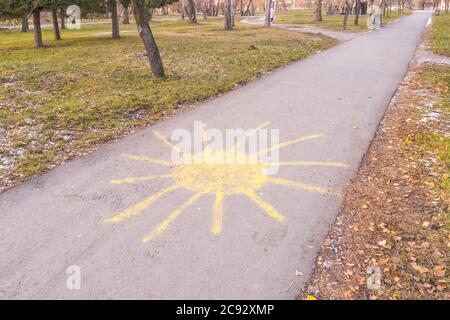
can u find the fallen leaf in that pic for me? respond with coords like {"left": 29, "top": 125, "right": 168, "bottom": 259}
{"left": 421, "top": 242, "right": 431, "bottom": 248}
{"left": 411, "top": 262, "right": 429, "bottom": 274}
{"left": 434, "top": 266, "right": 446, "bottom": 277}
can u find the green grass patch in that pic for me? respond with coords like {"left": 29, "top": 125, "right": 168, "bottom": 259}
{"left": 431, "top": 13, "right": 450, "bottom": 57}
{"left": 410, "top": 65, "right": 450, "bottom": 229}
{"left": 273, "top": 9, "right": 411, "bottom": 32}
{"left": 0, "top": 19, "right": 336, "bottom": 182}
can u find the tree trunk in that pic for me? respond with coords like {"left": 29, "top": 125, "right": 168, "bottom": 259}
{"left": 243, "top": 0, "right": 253, "bottom": 16}
{"left": 380, "top": 0, "right": 385, "bottom": 25}
{"left": 186, "top": 0, "right": 198, "bottom": 23}
{"left": 52, "top": 9, "right": 62, "bottom": 40}
{"left": 110, "top": 0, "right": 120, "bottom": 38}
{"left": 21, "top": 14, "right": 29, "bottom": 32}
{"left": 180, "top": 1, "right": 185, "bottom": 19}
{"left": 224, "top": 0, "right": 233, "bottom": 30}
{"left": 123, "top": 5, "right": 130, "bottom": 24}
{"left": 60, "top": 7, "right": 66, "bottom": 29}
{"left": 265, "top": 0, "right": 272, "bottom": 26}
{"left": 354, "top": 0, "right": 361, "bottom": 25}
{"left": 214, "top": 0, "right": 220, "bottom": 16}
{"left": 342, "top": 0, "right": 351, "bottom": 30}
{"left": 33, "top": 9, "right": 44, "bottom": 48}
{"left": 131, "top": 0, "right": 165, "bottom": 78}
{"left": 149, "top": 8, "right": 154, "bottom": 21}
{"left": 314, "top": 0, "right": 323, "bottom": 21}
{"left": 231, "top": 0, "right": 236, "bottom": 26}
{"left": 203, "top": 0, "right": 208, "bottom": 19}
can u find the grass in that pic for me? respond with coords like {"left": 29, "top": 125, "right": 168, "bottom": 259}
{"left": 273, "top": 9, "right": 411, "bottom": 32}
{"left": 430, "top": 13, "right": 450, "bottom": 57}
{"left": 0, "top": 18, "right": 336, "bottom": 186}
{"left": 409, "top": 65, "right": 450, "bottom": 230}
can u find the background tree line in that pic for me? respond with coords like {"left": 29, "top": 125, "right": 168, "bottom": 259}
{"left": 3, "top": 0, "right": 443, "bottom": 79}
{"left": 0, "top": 0, "right": 273, "bottom": 78}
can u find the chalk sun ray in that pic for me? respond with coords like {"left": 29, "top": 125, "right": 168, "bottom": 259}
{"left": 256, "top": 133, "right": 323, "bottom": 156}
{"left": 231, "top": 121, "right": 271, "bottom": 153}
{"left": 122, "top": 153, "right": 172, "bottom": 167}
{"left": 243, "top": 190, "right": 285, "bottom": 222}
{"left": 142, "top": 191, "right": 205, "bottom": 243}
{"left": 153, "top": 130, "right": 182, "bottom": 153}
{"left": 212, "top": 191, "right": 225, "bottom": 234}
{"left": 267, "top": 161, "right": 348, "bottom": 168}
{"left": 111, "top": 174, "right": 172, "bottom": 185}
{"left": 106, "top": 184, "right": 180, "bottom": 223}
{"left": 267, "top": 177, "right": 341, "bottom": 196}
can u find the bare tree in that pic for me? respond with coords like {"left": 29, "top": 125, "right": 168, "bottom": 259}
{"left": 315, "top": 0, "right": 323, "bottom": 21}
{"left": 354, "top": 0, "right": 361, "bottom": 24}
{"left": 202, "top": 0, "right": 208, "bottom": 19}
{"left": 109, "top": 0, "right": 120, "bottom": 39}
{"left": 342, "top": 0, "right": 353, "bottom": 30}
{"left": 249, "top": 0, "right": 256, "bottom": 15}
{"left": 121, "top": 0, "right": 131, "bottom": 24}
{"left": 131, "top": 0, "right": 165, "bottom": 78}
{"left": 123, "top": 8, "right": 130, "bottom": 24}
{"left": 60, "top": 7, "right": 65, "bottom": 30}
{"left": 186, "top": 0, "right": 197, "bottom": 23}
{"left": 214, "top": 0, "right": 221, "bottom": 16}
{"left": 231, "top": 0, "right": 236, "bottom": 26}
{"left": 326, "top": 0, "right": 334, "bottom": 15}
{"left": 51, "top": 8, "right": 62, "bottom": 40}
{"left": 21, "top": 13, "right": 29, "bottom": 32}
{"left": 265, "top": 0, "right": 272, "bottom": 26}
{"left": 241, "top": 0, "right": 255, "bottom": 16}
{"left": 224, "top": 0, "right": 233, "bottom": 30}
{"left": 180, "top": 0, "right": 185, "bottom": 19}
{"left": 32, "top": 8, "right": 44, "bottom": 48}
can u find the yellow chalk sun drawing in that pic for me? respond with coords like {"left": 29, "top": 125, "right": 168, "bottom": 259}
{"left": 106, "top": 122, "right": 347, "bottom": 243}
